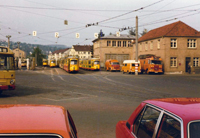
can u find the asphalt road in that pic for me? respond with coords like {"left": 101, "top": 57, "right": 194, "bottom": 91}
{"left": 1, "top": 67, "right": 200, "bottom": 138}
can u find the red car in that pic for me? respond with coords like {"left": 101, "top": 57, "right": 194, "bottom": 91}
{"left": 116, "top": 98, "right": 200, "bottom": 138}
{"left": 0, "top": 105, "right": 78, "bottom": 138}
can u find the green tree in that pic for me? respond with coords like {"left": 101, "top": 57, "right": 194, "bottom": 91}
{"left": 129, "top": 28, "right": 136, "bottom": 36}
{"left": 31, "top": 46, "right": 46, "bottom": 66}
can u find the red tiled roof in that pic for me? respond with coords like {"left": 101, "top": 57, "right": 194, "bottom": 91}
{"left": 73, "top": 45, "right": 93, "bottom": 51}
{"left": 52, "top": 48, "right": 69, "bottom": 54}
{"left": 139, "top": 21, "right": 200, "bottom": 42}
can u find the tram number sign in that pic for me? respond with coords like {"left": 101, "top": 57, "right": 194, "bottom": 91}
{"left": 33, "top": 31, "right": 37, "bottom": 36}
{"left": 94, "top": 33, "right": 98, "bottom": 38}
{"left": 76, "top": 33, "right": 80, "bottom": 38}
{"left": 55, "top": 32, "right": 59, "bottom": 38}
{"left": 116, "top": 32, "right": 120, "bottom": 37}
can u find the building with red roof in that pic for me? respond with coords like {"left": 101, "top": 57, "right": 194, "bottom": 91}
{"left": 133, "top": 21, "right": 200, "bottom": 73}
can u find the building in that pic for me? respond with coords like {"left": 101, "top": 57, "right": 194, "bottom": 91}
{"left": 70, "top": 45, "right": 93, "bottom": 59}
{"left": 92, "top": 34, "right": 136, "bottom": 67}
{"left": 133, "top": 21, "right": 200, "bottom": 73}
{"left": 48, "top": 48, "right": 70, "bottom": 65}
{"left": 12, "top": 48, "right": 26, "bottom": 59}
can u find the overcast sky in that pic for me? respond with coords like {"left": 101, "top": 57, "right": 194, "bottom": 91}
{"left": 0, "top": 0, "right": 200, "bottom": 47}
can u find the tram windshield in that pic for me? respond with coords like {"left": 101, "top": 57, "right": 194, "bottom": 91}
{"left": 94, "top": 61, "right": 99, "bottom": 65}
{"left": 71, "top": 60, "right": 77, "bottom": 65}
{"left": 0, "top": 55, "right": 15, "bottom": 70}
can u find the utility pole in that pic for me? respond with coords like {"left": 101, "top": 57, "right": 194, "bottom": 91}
{"left": 17, "top": 42, "right": 20, "bottom": 69}
{"left": 6, "top": 35, "right": 11, "bottom": 49}
{"left": 17, "top": 42, "right": 20, "bottom": 58}
{"left": 135, "top": 16, "right": 138, "bottom": 75}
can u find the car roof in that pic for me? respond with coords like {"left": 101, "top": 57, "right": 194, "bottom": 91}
{"left": 0, "top": 104, "right": 69, "bottom": 136}
{"left": 145, "top": 98, "right": 200, "bottom": 122}
{"left": 123, "top": 60, "right": 140, "bottom": 64}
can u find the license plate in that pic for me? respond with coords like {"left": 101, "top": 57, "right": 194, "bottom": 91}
{"left": 155, "top": 72, "right": 158, "bottom": 73}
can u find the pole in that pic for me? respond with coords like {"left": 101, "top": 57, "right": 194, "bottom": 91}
{"left": 17, "top": 42, "right": 20, "bottom": 69}
{"left": 6, "top": 35, "right": 11, "bottom": 49}
{"left": 135, "top": 16, "right": 138, "bottom": 75}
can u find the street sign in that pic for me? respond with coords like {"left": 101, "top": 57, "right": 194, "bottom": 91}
{"left": 55, "top": 32, "right": 59, "bottom": 38}
{"left": 76, "top": 33, "right": 80, "bottom": 38}
{"left": 64, "top": 20, "right": 68, "bottom": 25}
{"left": 116, "top": 32, "right": 120, "bottom": 37}
{"left": 33, "top": 31, "right": 37, "bottom": 36}
{"left": 94, "top": 33, "right": 98, "bottom": 38}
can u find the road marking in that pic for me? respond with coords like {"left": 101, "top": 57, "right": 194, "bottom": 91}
{"left": 51, "top": 69, "right": 55, "bottom": 81}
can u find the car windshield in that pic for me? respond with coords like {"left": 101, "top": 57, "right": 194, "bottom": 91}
{"left": 71, "top": 60, "right": 77, "bottom": 65}
{"left": 112, "top": 62, "right": 119, "bottom": 65}
{"left": 189, "top": 121, "right": 200, "bottom": 138}
{"left": 151, "top": 60, "right": 161, "bottom": 64}
{"left": 51, "top": 61, "right": 55, "bottom": 63}
{"left": 0, "top": 55, "right": 15, "bottom": 70}
{"left": 94, "top": 61, "right": 99, "bottom": 65}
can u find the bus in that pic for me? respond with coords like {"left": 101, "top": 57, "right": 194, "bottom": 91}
{"left": 0, "top": 46, "right": 15, "bottom": 94}
{"left": 63, "top": 56, "right": 79, "bottom": 73}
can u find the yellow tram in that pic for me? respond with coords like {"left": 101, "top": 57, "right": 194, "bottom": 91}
{"left": 42, "top": 59, "right": 48, "bottom": 67}
{"left": 80, "top": 58, "right": 100, "bottom": 71}
{"left": 0, "top": 46, "right": 15, "bottom": 94}
{"left": 63, "top": 56, "right": 79, "bottom": 73}
{"left": 49, "top": 59, "right": 57, "bottom": 68}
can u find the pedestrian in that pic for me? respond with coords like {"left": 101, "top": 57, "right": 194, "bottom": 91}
{"left": 188, "top": 62, "right": 191, "bottom": 74}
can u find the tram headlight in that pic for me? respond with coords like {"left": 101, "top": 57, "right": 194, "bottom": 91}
{"left": 10, "top": 79, "right": 15, "bottom": 85}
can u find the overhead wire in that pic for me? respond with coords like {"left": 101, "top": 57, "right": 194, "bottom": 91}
{"left": 96, "top": 0, "right": 165, "bottom": 24}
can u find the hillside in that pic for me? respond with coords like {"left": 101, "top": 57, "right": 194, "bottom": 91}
{"left": 0, "top": 41, "right": 69, "bottom": 57}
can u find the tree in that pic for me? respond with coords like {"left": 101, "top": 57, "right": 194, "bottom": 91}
{"left": 129, "top": 28, "right": 136, "bottom": 36}
{"left": 31, "top": 46, "right": 46, "bottom": 66}
{"left": 140, "top": 28, "right": 148, "bottom": 36}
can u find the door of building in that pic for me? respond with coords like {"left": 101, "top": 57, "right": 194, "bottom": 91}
{"left": 185, "top": 57, "right": 191, "bottom": 72}
{"left": 105, "top": 54, "right": 129, "bottom": 66}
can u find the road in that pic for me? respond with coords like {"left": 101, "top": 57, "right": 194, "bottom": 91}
{"left": 1, "top": 67, "right": 200, "bottom": 138}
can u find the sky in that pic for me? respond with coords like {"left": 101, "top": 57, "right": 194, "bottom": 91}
{"left": 0, "top": 0, "right": 200, "bottom": 47}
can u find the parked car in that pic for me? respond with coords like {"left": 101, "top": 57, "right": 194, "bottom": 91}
{"left": 105, "top": 59, "right": 120, "bottom": 71}
{"left": 0, "top": 104, "right": 78, "bottom": 138}
{"left": 116, "top": 98, "right": 200, "bottom": 138}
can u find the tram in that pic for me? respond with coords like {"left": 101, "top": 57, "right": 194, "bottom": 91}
{"left": 42, "top": 59, "right": 48, "bottom": 67}
{"left": 80, "top": 58, "right": 100, "bottom": 71}
{"left": 49, "top": 59, "right": 56, "bottom": 68}
{"left": 0, "top": 46, "right": 15, "bottom": 94}
{"left": 63, "top": 56, "right": 79, "bottom": 73}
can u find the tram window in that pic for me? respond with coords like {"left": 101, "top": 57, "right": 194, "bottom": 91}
{"left": 0, "top": 56, "right": 14, "bottom": 70}
{"left": 71, "top": 60, "right": 77, "bottom": 65}
{"left": 94, "top": 61, "right": 99, "bottom": 64}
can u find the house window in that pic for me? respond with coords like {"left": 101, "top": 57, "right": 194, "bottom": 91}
{"left": 112, "top": 41, "right": 116, "bottom": 47}
{"left": 145, "top": 42, "right": 148, "bottom": 51}
{"left": 188, "top": 39, "right": 196, "bottom": 48}
{"left": 140, "top": 43, "right": 142, "bottom": 51}
{"left": 170, "top": 57, "right": 177, "bottom": 67}
{"left": 118, "top": 41, "right": 121, "bottom": 47}
{"left": 150, "top": 41, "right": 153, "bottom": 50}
{"left": 107, "top": 41, "right": 111, "bottom": 46}
{"left": 193, "top": 57, "right": 199, "bottom": 67}
{"left": 171, "top": 39, "right": 177, "bottom": 48}
{"left": 123, "top": 41, "right": 126, "bottom": 47}
{"left": 157, "top": 39, "right": 160, "bottom": 49}
{"left": 128, "top": 41, "right": 131, "bottom": 47}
